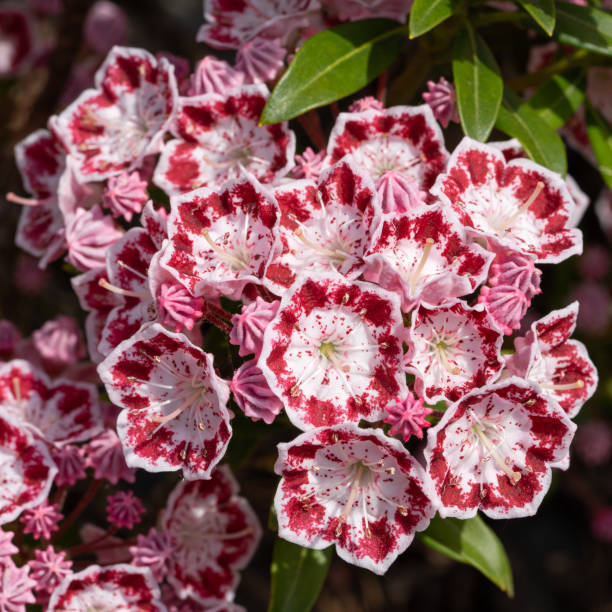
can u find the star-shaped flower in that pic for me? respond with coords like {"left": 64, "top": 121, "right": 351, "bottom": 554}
{"left": 424, "top": 378, "right": 576, "bottom": 519}
{"left": 97, "top": 323, "right": 232, "bottom": 480}
{"left": 384, "top": 393, "right": 433, "bottom": 441}
{"left": 274, "top": 424, "right": 436, "bottom": 574}
{"left": 259, "top": 273, "right": 407, "bottom": 430}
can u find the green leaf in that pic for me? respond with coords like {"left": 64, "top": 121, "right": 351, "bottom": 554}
{"left": 527, "top": 68, "right": 586, "bottom": 130}
{"left": 268, "top": 539, "right": 333, "bottom": 612}
{"left": 517, "top": 0, "right": 556, "bottom": 35}
{"left": 261, "top": 19, "right": 406, "bottom": 124}
{"left": 409, "top": 0, "right": 459, "bottom": 38}
{"left": 585, "top": 101, "right": 612, "bottom": 190}
{"left": 495, "top": 89, "right": 567, "bottom": 175}
{"left": 452, "top": 25, "right": 503, "bottom": 142}
{"left": 420, "top": 514, "right": 514, "bottom": 597}
{"left": 555, "top": 2, "right": 612, "bottom": 57}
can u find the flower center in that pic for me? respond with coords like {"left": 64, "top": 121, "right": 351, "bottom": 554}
{"left": 201, "top": 228, "right": 250, "bottom": 271}
{"left": 490, "top": 182, "right": 544, "bottom": 234}
{"left": 471, "top": 420, "right": 521, "bottom": 485}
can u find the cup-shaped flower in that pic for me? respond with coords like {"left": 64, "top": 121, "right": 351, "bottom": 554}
{"left": 274, "top": 424, "right": 436, "bottom": 574}
{"left": 47, "top": 564, "right": 165, "bottom": 612}
{"left": 97, "top": 323, "right": 231, "bottom": 480}
{"left": 405, "top": 300, "right": 504, "bottom": 403}
{"left": 431, "top": 138, "right": 583, "bottom": 263}
{"left": 161, "top": 173, "right": 280, "bottom": 300}
{"left": 424, "top": 378, "right": 576, "bottom": 519}
{"left": 259, "top": 273, "right": 407, "bottom": 430}
{"left": 162, "top": 466, "right": 262, "bottom": 604}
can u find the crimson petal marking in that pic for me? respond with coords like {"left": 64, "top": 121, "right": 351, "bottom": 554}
{"left": 431, "top": 137, "right": 583, "bottom": 264}
{"left": 162, "top": 466, "right": 262, "bottom": 604}
{"left": 97, "top": 323, "right": 231, "bottom": 480}
{"left": 161, "top": 172, "right": 280, "bottom": 300}
{"left": 327, "top": 105, "right": 449, "bottom": 194}
{"left": 154, "top": 85, "right": 295, "bottom": 195}
{"left": 0, "top": 359, "right": 101, "bottom": 445}
{"left": 259, "top": 272, "right": 407, "bottom": 430}
{"left": 54, "top": 47, "right": 178, "bottom": 182}
{"left": 364, "top": 204, "right": 493, "bottom": 312}
{"left": 0, "top": 414, "right": 57, "bottom": 525}
{"left": 406, "top": 300, "right": 504, "bottom": 403}
{"left": 266, "top": 156, "right": 381, "bottom": 292}
{"left": 47, "top": 564, "right": 166, "bottom": 611}
{"left": 425, "top": 377, "right": 576, "bottom": 519}
{"left": 273, "top": 424, "right": 436, "bottom": 575}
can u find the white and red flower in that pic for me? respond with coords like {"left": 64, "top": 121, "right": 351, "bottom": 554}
{"left": 266, "top": 157, "right": 381, "bottom": 292}
{"left": 162, "top": 466, "right": 261, "bottom": 604}
{"left": 47, "top": 564, "right": 166, "bottom": 611}
{"left": 327, "top": 105, "right": 448, "bottom": 193}
{"left": 425, "top": 378, "right": 576, "bottom": 519}
{"left": 274, "top": 424, "right": 436, "bottom": 574}
{"left": 0, "top": 359, "right": 101, "bottom": 445}
{"left": 506, "top": 303, "right": 597, "bottom": 418}
{"left": 364, "top": 204, "right": 493, "bottom": 311}
{"left": 0, "top": 415, "right": 57, "bottom": 525}
{"left": 97, "top": 323, "right": 231, "bottom": 480}
{"left": 54, "top": 46, "right": 178, "bottom": 181}
{"left": 431, "top": 138, "right": 583, "bottom": 263}
{"left": 259, "top": 273, "right": 407, "bottom": 430}
{"left": 197, "top": 0, "right": 320, "bottom": 48}
{"left": 405, "top": 300, "right": 504, "bottom": 403}
{"left": 161, "top": 173, "right": 280, "bottom": 300}
{"left": 154, "top": 85, "right": 295, "bottom": 195}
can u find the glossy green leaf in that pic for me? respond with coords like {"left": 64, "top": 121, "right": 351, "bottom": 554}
{"left": 495, "top": 89, "right": 567, "bottom": 175}
{"left": 409, "top": 0, "right": 459, "bottom": 38}
{"left": 517, "top": 0, "right": 556, "bottom": 35}
{"left": 452, "top": 25, "right": 503, "bottom": 142}
{"left": 420, "top": 514, "right": 514, "bottom": 597}
{"left": 261, "top": 19, "right": 406, "bottom": 124}
{"left": 586, "top": 101, "right": 612, "bottom": 190}
{"left": 555, "top": 2, "right": 612, "bottom": 57}
{"left": 527, "top": 68, "right": 586, "bottom": 129}
{"left": 268, "top": 539, "right": 333, "bottom": 612}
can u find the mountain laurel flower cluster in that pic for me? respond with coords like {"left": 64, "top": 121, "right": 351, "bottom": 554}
{"left": 1, "top": 0, "right": 605, "bottom": 608}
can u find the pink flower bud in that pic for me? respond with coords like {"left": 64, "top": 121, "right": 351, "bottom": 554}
{"left": 50, "top": 444, "right": 87, "bottom": 487}
{"left": 83, "top": 1, "right": 129, "bottom": 55}
{"left": 65, "top": 206, "right": 123, "bottom": 272}
{"left": 348, "top": 96, "right": 383, "bottom": 113}
{"left": 384, "top": 392, "right": 433, "bottom": 441}
{"left": 158, "top": 282, "right": 204, "bottom": 332}
{"left": 20, "top": 502, "right": 63, "bottom": 541}
{"left": 231, "top": 359, "right": 283, "bottom": 424}
{"left": 488, "top": 248, "right": 541, "bottom": 300}
{"left": 423, "top": 77, "right": 459, "bottom": 128}
{"left": 129, "top": 528, "right": 173, "bottom": 582}
{"left": 103, "top": 171, "right": 148, "bottom": 222}
{"left": 376, "top": 171, "right": 426, "bottom": 213}
{"left": 230, "top": 297, "right": 280, "bottom": 358}
{"left": 106, "top": 491, "right": 145, "bottom": 529}
{"left": 236, "top": 37, "right": 285, "bottom": 83}
{"left": 28, "top": 546, "right": 72, "bottom": 595}
{"left": 293, "top": 147, "right": 327, "bottom": 181}
{"left": 85, "top": 429, "right": 136, "bottom": 485}
{"left": 478, "top": 284, "right": 529, "bottom": 335}
{"left": 188, "top": 56, "right": 244, "bottom": 96}
{"left": 32, "top": 316, "right": 86, "bottom": 367}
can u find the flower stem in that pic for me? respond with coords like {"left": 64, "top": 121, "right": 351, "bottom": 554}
{"left": 52, "top": 479, "right": 102, "bottom": 543}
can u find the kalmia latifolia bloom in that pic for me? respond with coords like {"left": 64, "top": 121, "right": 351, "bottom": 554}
{"left": 54, "top": 46, "right": 178, "bottom": 181}
{"left": 162, "top": 466, "right": 261, "bottom": 604}
{"left": 274, "top": 424, "right": 436, "bottom": 574}
{"left": 106, "top": 491, "right": 145, "bottom": 529}
{"left": 259, "top": 273, "right": 407, "bottom": 430}
{"left": 230, "top": 297, "right": 280, "bottom": 358}
{"left": 98, "top": 323, "right": 231, "bottom": 479}
{"left": 47, "top": 564, "right": 166, "bottom": 611}
{"left": 231, "top": 359, "right": 284, "bottom": 424}
{"left": 431, "top": 138, "right": 583, "bottom": 263}
{"left": 161, "top": 173, "right": 280, "bottom": 300}
{"left": 425, "top": 379, "right": 576, "bottom": 519}
{"left": 384, "top": 393, "right": 433, "bottom": 441}
{"left": 0, "top": 560, "right": 36, "bottom": 611}
{"left": 19, "top": 501, "right": 62, "bottom": 540}
{"left": 28, "top": 545, "right": 73, "bottom": 596}
{"left": 154, "top": 85, "right": 294, "bottom": 195}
